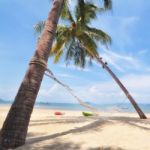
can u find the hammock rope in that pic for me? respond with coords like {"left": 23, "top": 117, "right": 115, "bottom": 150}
{"left": 29, "top": 58, "right": 99, "bottom": 114}
{"left": 45, "top": 68, "right": 100, "bottom": 115}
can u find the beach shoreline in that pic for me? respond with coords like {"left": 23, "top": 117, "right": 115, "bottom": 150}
{"left": 0, "top": 105, "right": 150, "bottom": 150}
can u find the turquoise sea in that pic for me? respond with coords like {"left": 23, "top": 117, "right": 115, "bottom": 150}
{"left": 1, "top": 99, "right": 150, "bottom": 113}
{"left": 35, "top": 102, "right": 150, "bottom": 113}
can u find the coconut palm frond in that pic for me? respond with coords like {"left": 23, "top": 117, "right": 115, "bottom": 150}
{"left": 78, "top": 32, "right": 98, "bottom": 57}
{"left": 56, "top": 25, "right": 72, "bottom": 41}
{"left": 51, "top": 38, "right": 65, "bottom": 55}
{"left": 74, "top": 48, "right": 86, "bottom": 67}
{"left": 73, "top": 41, "right": 86, "bottom": 67}
{"left": 65, "top": 39, "right": 86, "bottom": 67}
{"left": 34, "top": 21, "right": 45, "bottom": 34}
{"left": 86, "top": 26, "right": 112, "bottom": 45}
{"left": 103, "top": 0, "right": 112, "bottom": 10}
{"left": 61, "top": 0, "right": 75, "bottom": 22}
{"left": 65, "top": 39, "right": 76, "bottom": 61}
{"left": 53, "top": 48, "right": 64, "bottom": 63}
{"left": 77, "top": 0, "right": 85, "bottom": 25}
{"left": 51, "top": 26, "right": 72, "bottom": 61}
{"left": 76, "top": 2, "right": 99, "bottom": 24}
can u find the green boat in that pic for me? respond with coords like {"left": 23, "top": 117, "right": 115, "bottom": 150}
{"left": 82, "top": 112, "right": 93, "bottom": 117}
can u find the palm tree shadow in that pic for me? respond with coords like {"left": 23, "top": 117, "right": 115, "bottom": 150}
{"left": 26, "top": 116, "right": 150, "bottom": 149}
{"left": 88, "top": 147, "right": 126, "bottom": 150}
{"left": 109, "top": 116, "right": 150, "bottom": 130}
{"left": 27, "top": 132, "right": 45, "bottom": 138}
{"left": 29, "top": 116, "right": 97, "bottom": 126}
{"left": 23, "top": 140, "right": 126, "bottom": 150}
{"left": 27, "top": 119, "right": 112, "bottom": 144}
{"left": 43, "top": 141, "right": 81, "bottom": 150}
{"left": 43, "top": 142, "right": 127, "bottom": 150}
{"left": 27, "top": 116, "right": 150, "bottom": 145}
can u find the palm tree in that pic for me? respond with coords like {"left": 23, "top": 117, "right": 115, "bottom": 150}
{"left": 0, "top": 1, "right": 112, "bottom": 149}
{"left": 35, "top": 1, "right": 111, "bottom": 68}
{"left": 35, "top": 1, "right": 147, "bottom": 119}
{"left": 0, "top": 0, "right": 65, "bottom": 149}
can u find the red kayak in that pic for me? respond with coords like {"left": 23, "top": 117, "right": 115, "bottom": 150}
{"left": 54, "top": 112, "right": 63, "bottom": 115}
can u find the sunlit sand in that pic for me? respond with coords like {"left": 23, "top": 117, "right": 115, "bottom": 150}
{"left": 0, "top": 105, "right": 150, "bottom": 150}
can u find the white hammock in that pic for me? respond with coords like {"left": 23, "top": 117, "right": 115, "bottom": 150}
{"left": 45, "top": 68, "right": 100, "bottom": 115}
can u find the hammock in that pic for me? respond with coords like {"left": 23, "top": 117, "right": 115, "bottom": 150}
{"left": 45, "top": 68, "right": 100, "bottom": 115}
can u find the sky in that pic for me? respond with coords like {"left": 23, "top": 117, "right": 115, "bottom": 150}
{"left": 0, "top": 0, "right": 150, "bottom": 104}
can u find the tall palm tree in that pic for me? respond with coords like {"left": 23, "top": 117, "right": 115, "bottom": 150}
{"left": 0, "top": 0, "right": 112, "bottom": 149}
{"left": 0, "top": 0, "right": 65, "bottom": 149}
{"left": 35, "top": 1, "right": 147, "bottom": 119}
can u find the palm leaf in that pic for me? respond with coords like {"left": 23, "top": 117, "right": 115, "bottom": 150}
{"left": 85, "top": 26, "right": 111, "bottom": 45}
{"left": 103, "top": 0, "right": 112, "bottom": 10}
{"left": 61, "top": 0, "right": 74, "bottom": 22}
{"left": 77, "top": 32, "right": 98, "bottom": 57}
{"left": 78, "top": 0, "right": 85, "bottom": 25}
{"left": 51, "top": 25, "right": 71, "bottom": 54}
{"left": 51, "top": 39, "right": 65, "bottom": 54}
{"left": 65, "top": 39, "right": 76, "bottom": 61}
{"left": 65, "top": 39, "right": 87, "bottom": 67}
{"left": 56, "top": 25, "right": 72, "bottom": 41}
{"left": 76, "top": 2, "right": 99, "bottom": 24}
{"left": 51, "top": 25, "right": 72, "bottom": 63}
{"left": 53, "top": 49, "right": 63, "bottom": 63}
{"left": 49, "top": 0, "right": 112, "bottom": 68}
{"left": 34, "top": 21, "right": 45, "bottom": 35}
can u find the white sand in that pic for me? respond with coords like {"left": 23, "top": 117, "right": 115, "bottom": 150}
{"left": 0, "top": 105, "right": 150, "bottom": 150}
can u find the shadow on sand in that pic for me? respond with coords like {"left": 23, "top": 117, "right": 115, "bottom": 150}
{"left": 21, "top": 116, "right": 150, "bottom": 150}
{"left": 18, "top": 140, "right": 127, "bottom": 150}
{"left": 27, "top": 118, "right": 112, "bottom": 144}
{"left": 27, "top": 116, "right": 150, "bottom": 144}
{"left": 29, "top": 116, "right": 98, "bottom": 126}
{"left": 42, "top": 141, "right": 127, "bottom": 150}
{"left": 109, "top": 116, "right": 150, "bottom": 130}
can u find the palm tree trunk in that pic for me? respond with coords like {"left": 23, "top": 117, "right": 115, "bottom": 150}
{"left": 0, "top": 0, "right": 64, "bottom": 149}
{"left": 95, "top": 55, "right": 147, "bottom": 119}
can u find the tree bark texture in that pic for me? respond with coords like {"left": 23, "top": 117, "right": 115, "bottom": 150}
{"left": 0, "top": 0, "right": 64, "bottom": 149}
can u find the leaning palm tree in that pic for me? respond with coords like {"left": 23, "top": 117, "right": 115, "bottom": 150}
{"left": 35, "top": 1, "right": 147, "bottom": 119}
{"left": 0, "top": 0, "right": 112, "bottom": 149}
{"left": 0, "top": 0, "right": 65, "bottom": 149}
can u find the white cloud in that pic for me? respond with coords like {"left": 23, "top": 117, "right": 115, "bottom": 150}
{"left": 68, "top": 73, "right": 150, "bottom": 104}
{"left": 1, "top": 73, "right": 150, "bottom": 105}
{"left": 59, "top": 64, "right": 91, "bottom": 72}
{"left": 138, "top": 49, "right": 149, "bottom": 55}
{"left": 38, "top": 83, "right": 74, "bottom": 103}
{"left": 101, "top": 53, "right": 125, "bottom": 72}
{"left": 99, "top": 50, "right": 141, "bottom": 72}
{"left": 94, "top": 49, "right": 150, "bottom": 74}
{"left": 121, "top": 74, "right": 150, "bottom": 90}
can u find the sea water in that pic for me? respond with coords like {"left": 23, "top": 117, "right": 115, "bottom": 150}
{"left": 1, "top": 100, "right": 150, "bottom": 113}
{"left": 35, "top": 102, "right": 150, "bottom": 113}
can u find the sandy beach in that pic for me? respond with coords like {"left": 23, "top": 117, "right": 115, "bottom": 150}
{"left": 0, "top": 105, "right": 150, "bottom": 150}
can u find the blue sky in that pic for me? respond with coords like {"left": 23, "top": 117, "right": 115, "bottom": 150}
{"left": 0, "top": 0, "right": 150, "bottom": 104}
